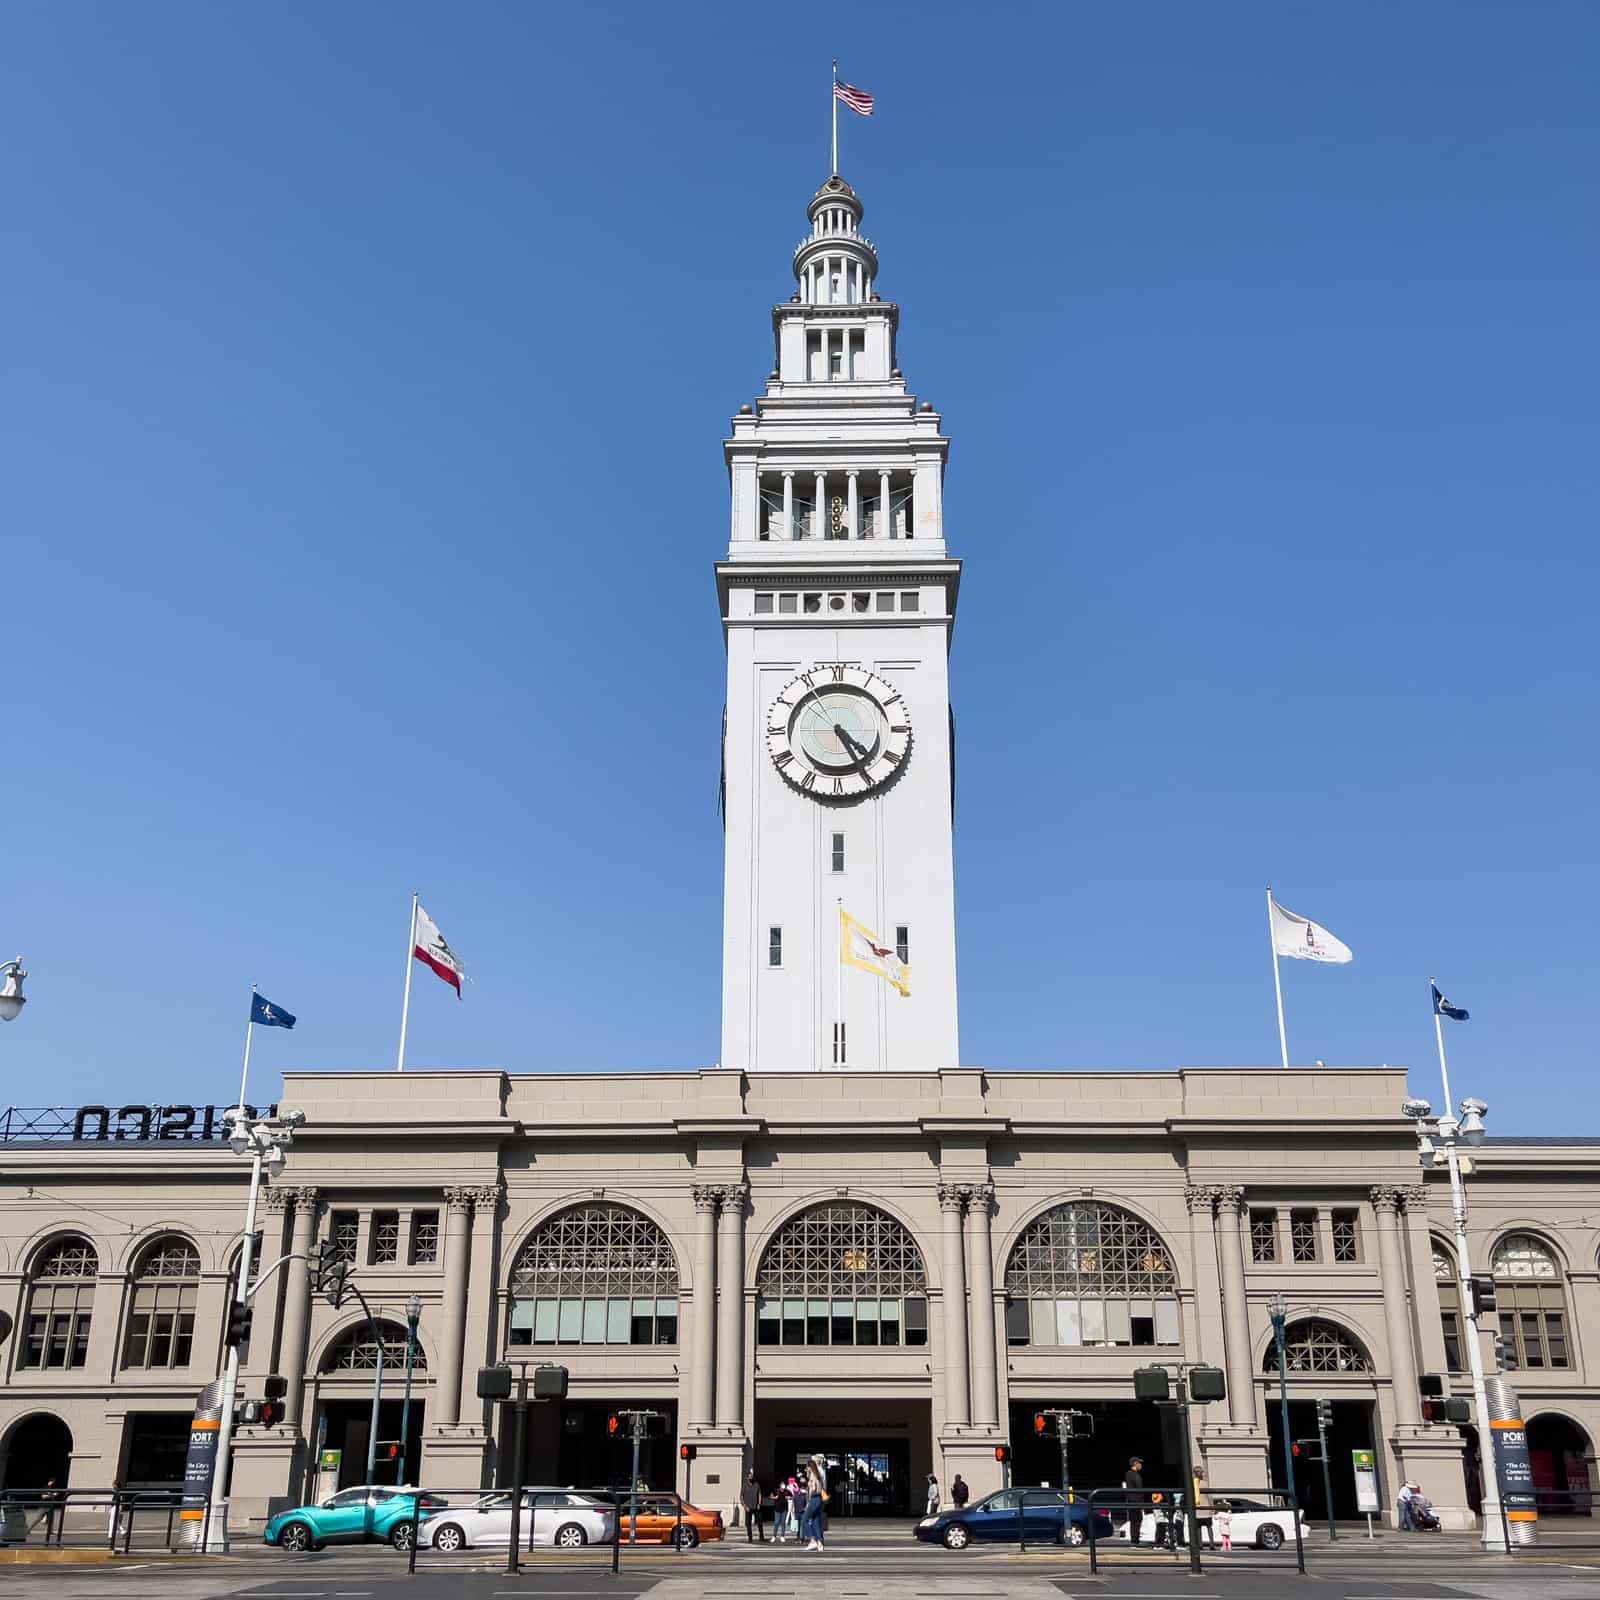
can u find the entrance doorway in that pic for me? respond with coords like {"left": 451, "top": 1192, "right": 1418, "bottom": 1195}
{"left": 1528, "top": 1414, "right": 1594, "bottom": 1515}
{"left": 786, "top": 1442, "right": 909, "bottom": 1515}
{"left": 120, "top": 1413, "right": 191, "bottom": 1488}
{"left": 1009, "top": 1399, "right": 1173, "bottom": 1495}
{"left": 1265, "top": 1397, "right": 1377, "bottom": 1519}
{"left": 755, "top": 1397, "right": 931, "bottom": 1516}
{"left": 315, "top": 1399, "right": 426, "bottom": 1491}
{"left": 508, "top": 1399, "right": 678, "bottom": 1494}
{"left": 1, "top": 1413, "right": 72, "bottom": 1491}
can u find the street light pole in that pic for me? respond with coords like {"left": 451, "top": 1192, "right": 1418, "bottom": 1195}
{"left": 1269, "top": 1294, "right": 1297, "bottom": 1513}
{"left": 398, "top": 1293, "right": 421, "bottom": 1487}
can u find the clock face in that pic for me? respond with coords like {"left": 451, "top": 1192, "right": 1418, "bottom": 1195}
{"left": 766, "top": 664, "right": 911, "bottom": 800}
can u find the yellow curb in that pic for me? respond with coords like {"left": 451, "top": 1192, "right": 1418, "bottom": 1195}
{"left": 0, "top": 1550, "right": 235, "bottom": 1565}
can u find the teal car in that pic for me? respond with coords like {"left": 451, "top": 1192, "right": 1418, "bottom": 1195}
{"left": 264, "top": 1485, "right": 445, "bottom": 1552}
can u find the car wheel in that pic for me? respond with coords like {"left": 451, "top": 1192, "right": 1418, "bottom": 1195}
{"left": 1063, "top": 1522, "right": 1086, "bottom": 1547}
{"left": 1257, "top": 1524, "right": 1284, "bottom": 1550}
{"left": 278, "top": 1520, "right": 314, "bottom": 1553}
{"left": 942, "top": 1523, "right": 970, "bottom": 1550}
{"left": 554, "top": 1522, "right": 587, "bottom": 1548}
{"left": 432, "top": 1522, "right": 466, "bottom": 1553}
{"left": 389, "top": 1521, "right": 415, "bottom": 1551}
{"left": 673, "top": 1524, "right": 699, "bottom": 1549}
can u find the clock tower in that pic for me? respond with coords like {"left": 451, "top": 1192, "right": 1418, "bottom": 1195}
{"left": 717, "top": 175, "right": 960, "bottom": 1072}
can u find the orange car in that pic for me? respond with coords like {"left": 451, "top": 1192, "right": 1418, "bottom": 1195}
{"left": 614, "top": 1491, "right": 724, "bottom": 1548}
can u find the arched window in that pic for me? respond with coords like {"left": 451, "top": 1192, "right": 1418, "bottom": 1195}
{"left": 1265, "top": 1318, "right": 1371, "bottom": 1373}
{"left": 1492, "top": 1234, "right": 1569, "bottom": 1369}
{"left": 1433, "top": 1241, "right": 1464, "bottom": 1374}
{"left": 507, "top": 1204, "right": 678, "bottom": 1348}
{"left": 756, "top": 1202, "right": 928, "bottom": 1347}
{"left": 122, "top": 1236, "right": 201, "bottom": 1370}
{"left": 320, "top": 1320, "right": 426, "bottom": 1373}
{"left": 1004, "top": 1201, "right": 1179, "bottom": 1348}
{"left": 21, "top": 1237, "right": 97, "bottom": 1369}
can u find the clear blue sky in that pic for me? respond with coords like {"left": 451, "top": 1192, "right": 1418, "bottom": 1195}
{"left": 4, "top": 2, "right": 1595, "bottom": 1131}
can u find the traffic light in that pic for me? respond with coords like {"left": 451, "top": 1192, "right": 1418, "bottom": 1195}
{"left": 308, "top": 1239, "right": 349, "bottom": 1309}
{"left": 680, "top": 1444, "right": 697, "bottom": 1462}
{"left": 236, "top": 1400, "right": 261, "bottom": 1425}
{"left": 1133, "top": 1366, "right": 1171, "bottom": 1402}
{"left": 476, "top": 1365, "right": 514, "bottom": 1400}
{"left": 995, "top": 1444, "right": 1012, "bottom": 1463}
{"left": 533, "top": 1364, "right": 569, "bottom": 1400}
{"left": 1469, "top": 1276, "right": 1498, "bottom": 1317}
{"left": 225, "top": 1302, "right": 254, "bottom": 1348}
{"left": 1186, "top": 1366, "right": 1227, "bottom": 1403}
{"left": 607, "top": 1414, "right": 622, "bottom": 1437}
{"left": 1315, "top": 1398, "right": 1333, "bottom": 1431}
{"left": 1033, "top": 1412, "right": 1049, "bottom": 1436}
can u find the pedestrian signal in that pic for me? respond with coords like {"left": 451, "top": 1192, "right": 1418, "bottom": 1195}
{"left": 995, "top": 1445, "right": 1011, "bottom": 1463}
{"left": 680, "top": 1444, "right": 697, "bottom": 1461}
{"left": 608, "top": 1414, "right": 621, "bottom": 1437}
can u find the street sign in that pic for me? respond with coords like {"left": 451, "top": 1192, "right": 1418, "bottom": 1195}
{"left": 1351, "top": 1449, "right": 1380, "bottom": 1515}
{"left": 318, "top": 1448, "right": 342, "bottom": 1473}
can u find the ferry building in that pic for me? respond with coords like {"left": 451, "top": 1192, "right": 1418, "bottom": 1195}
{"left": 2, "top": 175, "right": 1596, "bottom": 1535}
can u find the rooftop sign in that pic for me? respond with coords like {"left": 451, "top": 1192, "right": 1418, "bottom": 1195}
{"left": 0, "top": 1104, "right": 278, "bottom": 1145}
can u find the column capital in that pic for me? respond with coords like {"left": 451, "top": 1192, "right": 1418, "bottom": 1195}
{"left": 846, "top": 468, "right": 859, "bottom": 479}
{"left": 443, "top": 1186, "right": 476, "bottom": 1215}
{"left": 937, "top": 1182, "right": 968, "bottom": 1214}
{"left": 692, "top": 1185, "right": 722, "bottom": 1214}
{"left": 1369, "top": 1185, "right": 1405, "bottom": 1216}
{"left": 466, "top": 1185, "right": 503, "bottom": 1215}
{"left": 1214, "top": 1185, "right": 1247, "bottom": 1214}
{"left": 1400, "top": 1184, "right": 1431, "bottom": 1212}
{"left": 717, "top": 1183, "right": 750, "bottom": 1216}
{"left": 781, "top": 469, "right": 795, "bottom": 479}
{"left": 1184, "top": 1184, "right": 1219, "bottom": 1215}
{"left": 967, "top": 1181, "right": 996, "bottom": 1216}
{"left": 264, "top": 1185, "right": 318, "bottom": 1214}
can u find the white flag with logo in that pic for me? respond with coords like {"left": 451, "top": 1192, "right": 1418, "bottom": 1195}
{"left": 840, "top": 909, "right": 910, "bottom": 996}
{"left": 1269, "top": 898, "right": 1353, "bottom": 964}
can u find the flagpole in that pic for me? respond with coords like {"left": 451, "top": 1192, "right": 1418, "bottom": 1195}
{"left": 831, "top": 59, "right": 838, "bottom": 175}
{"left": 835, "top": 898, "right": 844, "bottom": 1067}
{"left": 1430, "top": 975, "right": 1454, "bottom": 1112}
{"left": 396, "top": 892, "right": 418, "bottom": 1073}
{"left": 1266, "top": 887, "right": 1289, "bottom": 1069}
{"left": 237, "top": 983, "right": 257, "bottom": 1112}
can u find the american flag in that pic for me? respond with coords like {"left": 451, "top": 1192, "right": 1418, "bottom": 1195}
{"left": 834, "top": 79, "right": 874, "bottom": 116}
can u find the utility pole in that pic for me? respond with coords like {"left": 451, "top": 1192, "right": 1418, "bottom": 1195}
{"left": 1315, "top": 1398, "right": 1337, "bottom": 1540}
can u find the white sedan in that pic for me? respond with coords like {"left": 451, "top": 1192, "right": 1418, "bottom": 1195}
{"left": 1121, "top": 1497, "right": 1305, "bottom": 1551}
{"left": 425, "top": 1488, "right": 615, "bottom": 1551}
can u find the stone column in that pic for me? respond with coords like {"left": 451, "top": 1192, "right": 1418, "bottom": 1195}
{"left": 813, "top": 472, "right": 826, "bottom": 539}
{"left": 938, "top": 1183, "right": 970, "bottom": 1428}
{"left": 965, "top": 1183, "right": 999, "bottom": 1429}
{"left": 1372, "top": 1187, "right": 1421, "bottom": 1425}
{"left": 434, "top": 1188, "right": 474, "bottom": 1427}
{"left": 877, "top": 470, "right": 890, "bottom": 537}
{"left": 689, "top": 1186, "right": 719, "bottom": 1430}
{"left": 273, "top": 1187, "right": 319, "bottom": 1428}
{"left": 459, "top": 1186, "right": 502, "bottom": 1424}
{"left": 782, "top": 471, "right": 794, "bottom": 539}
{"left": 1213, "top": 1186, "right": 1259, "bottom": 1427}
{"left": 715, "top": 1184, "right": 748, "bottom": 1430}
{"left": 846, "top": 470, "right": 859, "bottom": 538}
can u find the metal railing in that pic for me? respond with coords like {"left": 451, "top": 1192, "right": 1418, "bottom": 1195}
{"left": 1086, "top": 1485, "right": 1306, "bottom": 1575}
{"left": 0, "top": 1487, "right": 207, "bottom": 1553}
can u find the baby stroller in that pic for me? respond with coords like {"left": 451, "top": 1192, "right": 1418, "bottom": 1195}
{"left": 1410, "top": 1494, "right": 1442, "bottom": 1532}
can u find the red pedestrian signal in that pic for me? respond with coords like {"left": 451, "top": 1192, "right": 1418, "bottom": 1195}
{"left": 995, "top": 1445, "right": 1012, "bottom": 1463}
{"left": 1033, "top": 1413, "right": 1047, "bottom": 1435}
{"left": 680, "top": 1443, "right": 697, "bottom": 1461}
{"left": 607, "top": 1414, "right": 621, "bottom": 1437}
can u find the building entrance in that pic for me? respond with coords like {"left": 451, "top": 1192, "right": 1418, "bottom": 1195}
{"left": 1009, "top": 1399, "right": 1175, "bottom": 1495}
{"left": 755, "top": 1396, "right": 931, "bottom": 1517}
{"left": 1265, "top": 1397, "right": 1378, "bottom": 1520}
{"left": 315, "top": 1399, "right": 425, "bottom": 1491}
{"left": 786, "top": 1441, "right": 910, "bottom": 1515}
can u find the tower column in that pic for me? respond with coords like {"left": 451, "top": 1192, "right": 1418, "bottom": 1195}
{"left": 1214, "top": 1186, "right": 1259, "bottom": 1427}
{"left": 878, "top": 470, "right": 890, "bottom": 537}
{"left": 846, "top": 471, "right": 859, "bottom": 539}
{"left": 715, "top": 1184, "right": 748, "bottom": 1430}
{"left": 813, "top": 472, "right": 825, "bottom": 539}
{"left": 782, "top": 471, "right": 794, "bottom": 540}
{"left": 689, "top": 1186, "right": 719, "bottom": 1429}
{"left": 965, "top": 1183, "right": 999, "bottom": 1429}
{"left": 1373, "top": 1187, "right": 1421, "bottom": 1425}
{"left": 938, "top": 1183, "right": 970, "bottom": 1428}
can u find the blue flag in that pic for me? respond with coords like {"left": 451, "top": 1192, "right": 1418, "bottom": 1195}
{"left": 251, "top": 993, "right": 296, "bottom": 1030}
{"left": 1432, "top": 983, "right": 1468, "bottom": 1022}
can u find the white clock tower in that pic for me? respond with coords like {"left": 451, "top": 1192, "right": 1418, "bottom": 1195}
{"left": 718, "top": 174, "right": 960, "bottom": 1072}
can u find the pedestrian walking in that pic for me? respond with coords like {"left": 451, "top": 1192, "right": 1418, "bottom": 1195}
{"left": 925, "top": 1474, "right": 940, "bottom": 1516}
{"left": 951, "top": 1474, "right": 969, "bottom": 1509}
{"left": 1397, "top": 1479, "right": 1417, "bottom": 1531}
{"left": 1183, "top": 1466, "right": 1214, "bottom": 1548}
{"left": 800, "top": 1455, "right": 827, "bottom": 1550}
{"left": 28, "top": 1479, "right": 62, "bottom": 1543}
{"left": 772, "top": 1478, "right": 791, "bottom": 1541}
{"left": 1122, "top": 1456, "right": 1147, "bottom": 1545}
{"left": 741, "top": 1471, "right": 766, "bottom": 1542}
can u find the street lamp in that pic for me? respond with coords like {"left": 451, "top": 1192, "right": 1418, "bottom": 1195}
{"left": 398, "top": 1293, "right": 422, "bottom": 1487}
{"left": 1268, "top": 1292, "right": 1296, "bottom": 1512}
{"left": 207, "top": 1107, "right": 303, "bottom": 1551}
{"left": 1403, "top": 1092, "right": 1506, "bottom": 1551}
{"left": 0, "top": 958, "right": 27, "bottom": 1023}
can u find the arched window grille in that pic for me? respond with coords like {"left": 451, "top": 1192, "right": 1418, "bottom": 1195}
{"left": 1004, "top": 1201, "right": 1179, "bottom": 1348}
{"left": 508, "top": 1204, "right": 679, "bottom": 1348}
{"left": 756, "top": 1202, "right": 928, "bottom": 1347}
{"left": 320, "top": 1320, "right": 426, "bottom": 1373}
{"left": 1265, "top": 1318, "right": 1371, "bottom": 1373}
{"left": 1491, "top": 1233, "right": 1569, "bottom": 1369}
{"left": 123, "top": 1236, "right": 201, "bottom": 1370}
{"left": 1433, "top": 1241, "right": 1464, "bottom": 1374}
{"left": 22, "top": 1236, "right": 98, "bottom": 1369}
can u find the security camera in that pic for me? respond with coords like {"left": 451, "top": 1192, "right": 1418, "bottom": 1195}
{"left": 277, "top": 1108, "right": 307, "bottom": 1130}
{"left": 1402, "top": 1098, "right": 1432, "bottom": 1120}
{"left": 1459, "top": 1097, "right": 1487, "bottom": 1117}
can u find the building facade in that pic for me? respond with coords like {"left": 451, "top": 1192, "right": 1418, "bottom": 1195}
{"left": 2, "top": 177, "right": 1593, "bottom": 1532}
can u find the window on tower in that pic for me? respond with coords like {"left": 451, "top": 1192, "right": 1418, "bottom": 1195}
{"left": 831, "top": 833, "right": 846, "bottom": 874}
{"left": 876, "top": 593, "right": 895, "bottom": 612}
{"left": 832, "top": 1022, "right": 847, "bottom": 1066}
{"left": 895, "top": 926, "right": 910, "bottom": 965}
{"left": 900, "top": 592, "right": 920, "bottom": 612}
{"left": 852, "top": 593, "right": 870, "bottom": 612}
{"left": 754, "top": 593, "right": 774, "bottom": 614}
{"left": 768, "top": 927, "right": 783, "bottom": 968}
{"left": 778, "top": 593, "right": 798, "bottom": 614}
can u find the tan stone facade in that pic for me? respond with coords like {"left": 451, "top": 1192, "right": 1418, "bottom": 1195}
{"left": 2, "top": 1066, "right": 1595, "bottom": 1533}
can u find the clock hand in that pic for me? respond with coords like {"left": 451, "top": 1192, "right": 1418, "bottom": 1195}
{"left": 834, "top": 724, "right": 875, "bottom": 774}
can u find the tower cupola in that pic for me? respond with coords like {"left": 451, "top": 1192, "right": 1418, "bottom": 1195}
{"left": 794, "top": 175, "right": 878, "bottom": 304}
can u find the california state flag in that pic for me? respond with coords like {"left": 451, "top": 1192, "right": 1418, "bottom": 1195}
{"left": 840, "top": 909, "right": 910, "bottom": 997}
{"left": 414, "top": 904, "right": 466, "bottom": 995}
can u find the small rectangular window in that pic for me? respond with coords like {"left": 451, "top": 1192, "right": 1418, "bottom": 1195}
{"left": 831, "top": 833, "right": 846, "bottom": 873}
{"left": 754, "top": 593, "right": 774, "bottom": 614}
{"left": 1250, "top": 1208, "right": 1278, "bottom": 1263}
{"left": 1332, "top": 1208, "right": 1360, "bottom": 1263}
{"left": 778, "top": 592, "right": 798, "bottom": 614}
{"left": 833, "top": 1021, "right": 847, "bottom": 1066}
{"left": 895, "top": 925, "right": 909, "bottom": 965}
{"left": 900, "top": 591, "right": 920, "bottom": 612}
{"left": 768, "top": 927, "right": 782, "bottom": 968}
{"left": 876, "top": 592, "right": 895, "bottom": 612}
{"left": 330, "top": 1211, "right": 359, "bottom": 1266}
{"left": 410, "top": 1209, "right": 440, "bottom": 1265}
{"left": 371, "top": 1210, "right": 399, "bottom": 1265}
{"left": 1290, "top": 1209, "right": 1319, "bottom": 1263}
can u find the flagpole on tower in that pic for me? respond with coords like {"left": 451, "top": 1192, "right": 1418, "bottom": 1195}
{"left": 1266, "top": 887, "right": 1290, "bottom": 1070}
{"left": 237, "top": 983, "right": 257, "bottom": 1113}
{"left": 1430, "top": 975, "right": 1455, "bottom": 1111}
{"left": 396, "top": 892, "right": 419, "bottom": 1073}
{"left": 831, "top": 59, "right": 839, "bottom": 175}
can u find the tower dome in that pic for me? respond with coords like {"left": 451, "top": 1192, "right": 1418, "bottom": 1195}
{"left": 794, "top": 174, "right": 878, "bottom": 305}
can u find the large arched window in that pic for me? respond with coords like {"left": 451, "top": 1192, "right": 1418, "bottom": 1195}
{"left": 756, "top": 1202, "right": 928, "bottom": 1347}
{"left": 1433, "top": 1240, "right": 1464, "bottom": 1373}
{"left": 122, "top": 1236, "right": 201, "bottom": 1370}
{"left": 1265, "top": 1318, "right": 1371, "bottom": 1373}
{"left": 1004, "top": 1201, "right": 1179, "bottom": 1348}
{"left": 1492, "top": 1233, "right": 1569, "bottom": 1370}
{"left": 507, "top": 1204, "right": 679, "bottom": 1348}
{"left": 320, "top": 1320, "right": 426, "bottom": 1373}
{"left": 21, "top": 1237, "right": 97, "bottom": 1370}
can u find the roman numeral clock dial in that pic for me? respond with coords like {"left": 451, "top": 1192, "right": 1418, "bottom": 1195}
{"left": 765, "top": 665, "right": 912, "bottom": 801}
